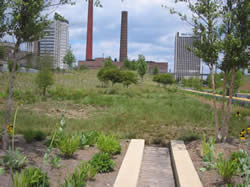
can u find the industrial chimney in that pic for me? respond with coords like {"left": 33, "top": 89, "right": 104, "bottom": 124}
{"left": 86, "top": 0, "right": 93, "bottom": 61}
{"left": 119, "top": 11, "right": 128, "bottom": 62}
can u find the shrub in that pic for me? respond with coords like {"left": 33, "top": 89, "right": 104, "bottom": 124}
{"left": 57, "top": 135, "right": 80, "bottom": 158}
{"left": 23, "top": 129, "right": 46, "bottom": 143}
{"left": 202, "top": 135, "right": 215, "bottom": 162}
{"left": 153, "top": 74, "right": 175, "bottom": 87}
{"left": 121, "top": 71, "right": 137, "bottom": 88}
{"left": 83, "top": 131, "right": 100, "bottom": 146}
{"left": 216, "top": 153, "right": 238, "bottom": 183}
{"left": 36, "top": 68, "right": 54, "bottom": 96}
{"left": 153, "top": 65, "right": 159, "bottom": 75}
{"left": 137, "top": 54, "right": 147, "bottom": 80}
{"left": 49, "top": 155, "right": 61, "bottom": 169}
{"left": 88, "top": 152, "right": 115, "bottom": 173}
{"left": 97, "top": 134, "right": 121, "bottom": 155}
{"left": 12, "top": 167, "right": 49, "bottom": 187}
{"left": 2, "top": 148, "right": 27, "bottom": 170}
{"left": 230, "top": 149, "right": 249, "bottom": 176}
{"left": 61, "top": 161, "right": 96, "bottom": 187}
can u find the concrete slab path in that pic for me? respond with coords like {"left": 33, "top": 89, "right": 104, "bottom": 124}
{"left": 137, "top": 146, "right": 175, "bottom": 187}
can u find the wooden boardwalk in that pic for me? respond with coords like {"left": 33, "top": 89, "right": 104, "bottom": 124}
{"left": 138, "top": 146, "right": 175, "bottom": 187}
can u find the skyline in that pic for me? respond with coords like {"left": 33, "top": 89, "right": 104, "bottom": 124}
{"left": 54, "top": 0, "right": 197, "bottom": 72}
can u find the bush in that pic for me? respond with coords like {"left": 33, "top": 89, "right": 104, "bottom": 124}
{"left": 36, "top": 68, "right": 54, "bottom": 96}
{"left": 12, "top": 167, "right": 49, "bottom": 187}
{"left": 153, "top": 65, "right": 159, "bottom": 75}
{"left": 121, "top": 71, "right": 137, "bottom": 88}
{"left": 2, "top": 148, "right": 27, "bottom": 170}
{"left": 97, "top": 134, "right": 121, "bottom": 155}
{"left": 82, "top": 131, "right": 100, "bottom": 146}
{"left": 23, "top": 129, "right": 46, "bottom": 143}
{"left": 57, "top": 135, "right": 80, "bottom": 158}
{"left": 61, "top": 161, "right": 96, "bottom": 187}
{"left": 88, "top": 152, "right": 115, "bottom": 173}
{"left": 230, "top": 149, "right": 249, "bottom": 176}
{"left": 216, "top": 153, "right": 238, "bottom": 183}
{"left": 153, "top": 73, "right": 175, "bottom": 87}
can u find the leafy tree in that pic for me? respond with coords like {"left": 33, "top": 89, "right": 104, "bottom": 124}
{"left": 97, "top": 68, "right": 109, "bottom": 87}
{"left": 36, "top": 68, "right": 54, "bottom": 96}
{"left": 219, "top": 0, "right": 249, "bottom": 141}
{"left": 166, "top": 0, "right": 222, "bottom": 140}
{"left": 123, "top": 59, "right": 137, "bottom": 70}
{"left": 63, "top": 48, "right": 76, "bottom": 68}
{"left": 104, "top": 57, "right": 116, "bottom": 69}
{"left": 153, "top": 65, "right": 159, "bottom": 75}
{"left": 0, "top": 0, "right": 80, "bottom": 150}
{"left": 153, "top": 74, "right": 174, "bottom": 87}
{"left": 121, "top": 71, "right": 137, "bottom": 88}
{"left": 102, "top": 69, "right": 123, "bottom": 86}
{"left": 137, "top": 55, "right": 147, "bottom": 81}
{"left": 207, "top": 73, "right": 224, "bottom": 89}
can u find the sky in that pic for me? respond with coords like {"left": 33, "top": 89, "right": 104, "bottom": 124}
{"left": 53, "top": 0, "right": 201, "bottom": 72}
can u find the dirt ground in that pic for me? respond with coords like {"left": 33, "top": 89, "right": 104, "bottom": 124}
{"left": 0, "top": 136, "right": 129, "bottom": 187}
{"left": 186, "top": 139, "right": 250, "bottom": 187}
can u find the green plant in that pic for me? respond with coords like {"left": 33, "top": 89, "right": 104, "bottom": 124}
{"left": 36, "top": 67, "right": 54, "bottom": 96}
{"left": 153, "top": 65, "right": 159, "bottom": 75}
{"left": 61, "top": 161, "right": 96, "bottom": 187}
{"left": 202, "top": 135, "right": 215, "bottom": 162}
{"left": 12, "top": 167, "right": 49, "bottom": 187}
{"left": 2, "top": 148, "right": 27, "bottom": 170}
{"left": 88, "top": 152, "right": 115, "bottom": 173}
{"left": 57, "top": 135, "right": 80, "bottom": 158}
{"left": 216, "top": 153, "right": 238, "bottom": 183}
{"left": 97, "top": 134, "right": 121, "bottom": 155}
{"left": 0, "top": 167, "right": 5, "bottom": 175}
{"left": 23, "top": 129, "right": 46, "bottom": 143}
{"left": 230, "top": 150, "right": 249, "bottom": 175}
{"left": 83, "top": 131, "right": 100, "bottom": 146}
{"left": 49, "top": 155, "right": 61, "bottom": 169}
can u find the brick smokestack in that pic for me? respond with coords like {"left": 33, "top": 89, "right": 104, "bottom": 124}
{"left": 86, "top": 0, "right": 93, "bottom": 61}
{"left": 119, "top": 11, "right": 128, "bottom": 62}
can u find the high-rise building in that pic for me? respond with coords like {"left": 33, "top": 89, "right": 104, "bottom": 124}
{"left": 174, "top": 32, "right": 201, "bottom": 80}
{"left": 38, "top": 16, "right": 69, "bottom": 69}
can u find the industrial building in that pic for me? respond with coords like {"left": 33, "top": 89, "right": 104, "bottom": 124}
{"left": 174, "top": 32, "right": 201, "bottom": 80}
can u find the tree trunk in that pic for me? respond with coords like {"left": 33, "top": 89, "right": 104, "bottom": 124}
{"left": 211, "top": 64, "right": 220, "bottom": 141}
{"left": 224, "top": 67, "right": 235, "bottom": 142}
{"left": 2, "top": 41, "right": 20, "bottom": 150}
{"left": 221, "top": 72, "right": 227, "bottom": 138}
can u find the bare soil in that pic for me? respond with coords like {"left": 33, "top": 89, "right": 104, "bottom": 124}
{"left": 186, "top": 139, "right": 250, "bottom": 187}
{"left": 0, "top": 136, "right": 129, "bottom": 187}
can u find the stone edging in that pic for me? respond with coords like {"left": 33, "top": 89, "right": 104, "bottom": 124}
{"left": 170, "top": 140, "right": 203, "bottom": 187}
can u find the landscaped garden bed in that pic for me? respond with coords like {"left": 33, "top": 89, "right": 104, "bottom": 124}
{"left": 186, "top": 138, "right": 250, "bottom": 187}
{"left": 0, "top": 126, "right": 128, "bottom": 187}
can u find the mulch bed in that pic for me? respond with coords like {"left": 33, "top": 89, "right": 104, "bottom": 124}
{"left": 0, "top": 136, "right": 129, "bottom": 187}
{"left": 186, "top": 139, "right": 250, "bottom": 187}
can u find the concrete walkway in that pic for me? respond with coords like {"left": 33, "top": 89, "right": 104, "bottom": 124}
{"left": 137, "top": 146, "right": 175, "bottom": 187}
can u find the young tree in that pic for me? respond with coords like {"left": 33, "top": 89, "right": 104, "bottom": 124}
{"left": 219, "top": 0, "right": 249, "bottom": 141}
{"left": 137, "top": 55, "right": 147, "bottom": 81}
{"left": 153, "top": 74, "right": 174, "bottom": 87}
{"left": 104, "top": 57, "right": 116, "bottom": 69}
{"left": 166, "top": 0, "right": 222, "bottom": 140}
{"left": 63, "top": 48, "right": 76, "bottom": 69}
{"left": 121, "top": 71, "right": 137, "bottom": 88}
{"left": 153, "top": 65, "right": 159, "bottom": 75}
{"left": 36, "top": 68, "right": 54, "bottom": 96}
{"left": 0, "top": 0, "right": 82, "bottom": 150}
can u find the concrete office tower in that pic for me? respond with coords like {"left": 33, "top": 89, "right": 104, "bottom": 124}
{"left": 86, "top": 0, "right": 93, "bottom": 61}
{"left": 39, "top": 19, "right": 69, "bottom": 69}
{"left": 119, "top": 11, "right": 128, "bottom": 62}
{"left": 174, "top": 32, "right": 201, "bottom": 80}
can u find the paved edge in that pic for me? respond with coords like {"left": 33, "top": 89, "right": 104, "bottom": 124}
{"left": 113, "top": 139, "right": 145, "bottom": 187}
{"left": 170, "top": 140, "right": 203, "bottom": 187}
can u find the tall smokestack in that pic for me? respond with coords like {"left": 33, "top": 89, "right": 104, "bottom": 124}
{"left": 119, "top": 11, "right": 128, "bottom": 62}
{"left": 86, "top": 0, "right": 93, "bottom": 61}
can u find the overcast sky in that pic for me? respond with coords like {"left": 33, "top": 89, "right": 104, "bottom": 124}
{"left": 53, "top": 0, "right": 199, "bottom": 72}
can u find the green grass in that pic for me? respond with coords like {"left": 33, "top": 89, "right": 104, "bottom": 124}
{"left": 0, "top": 70, "right": 249, "bottom": 144}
